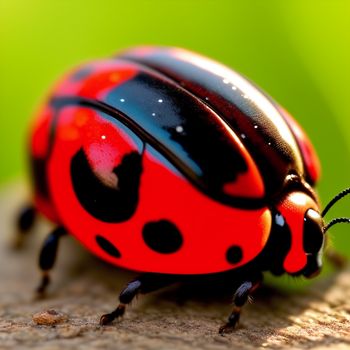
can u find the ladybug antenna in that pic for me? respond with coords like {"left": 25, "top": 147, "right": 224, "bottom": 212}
{"left": 323, "top": 217, "right": 350, "bottom": 234}
{"left": 321, "top": 187, "right": 350, "bottom": 217}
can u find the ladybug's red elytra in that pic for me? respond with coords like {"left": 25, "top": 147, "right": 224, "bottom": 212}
{"left": 17, "top": 46, "right": 349, "bottom": 333}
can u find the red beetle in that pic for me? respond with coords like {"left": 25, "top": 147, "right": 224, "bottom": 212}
{"left": 17, "top": 47, "right": 349, "bottom": 333}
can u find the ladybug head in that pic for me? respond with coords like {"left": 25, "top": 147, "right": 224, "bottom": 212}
{"left": 273, "top": 191, "right": 324, "bottom": 278}
{"left": 272, "top": 187, "right": 350, "bottom": 278}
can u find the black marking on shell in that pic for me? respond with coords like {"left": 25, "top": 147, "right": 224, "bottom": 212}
{"left": 142, "top": 220, "right": 183, "bottom": 254}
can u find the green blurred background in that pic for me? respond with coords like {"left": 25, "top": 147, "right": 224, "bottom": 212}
{"left": 1, "top": 1, "right": 350, "bottom": 262}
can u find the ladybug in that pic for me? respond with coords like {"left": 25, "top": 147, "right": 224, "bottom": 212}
{"left": 16, "top": 46, "right": 350, "bottom": 333}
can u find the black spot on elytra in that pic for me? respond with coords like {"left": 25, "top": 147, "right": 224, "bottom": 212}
{"left": 226, "top": 245, "right": 243, "bottom": 264}
{"left": 142, "top": 220, "right": 183, "bottom": 254}
{"left": 71, "top": 148, "right": 142, "bottom": 223}
{"left": 96, "top": 235, "right": 121, "bottom": 258}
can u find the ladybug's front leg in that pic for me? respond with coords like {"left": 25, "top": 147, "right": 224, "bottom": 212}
{"left": 14, "top": 205, "right": 37, "bottom": 248}
{"left": 219, "top": 274, "right": 262, "bottom": 334}
{"left": 36, "top": 227, "right": 67, "bottom": 295}
{"left": 100, "top": 273, "right": 176, "bottom": 325}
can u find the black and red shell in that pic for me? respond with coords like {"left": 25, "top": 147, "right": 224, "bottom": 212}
{"left": 29, "top": 46, "right": 321, "bottom": 276}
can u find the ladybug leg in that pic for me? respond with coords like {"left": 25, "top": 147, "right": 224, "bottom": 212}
{"left": 219, "top": 275, "right": 262, "bottom": 334}
{"left": 36, "top": 227, "right": 67, "bottom": 295}
{"left": 100, "top": 273, "right": 175, "bottom": 325}
{"left": 14, "top": 205, "right": 37, "bottom": 248}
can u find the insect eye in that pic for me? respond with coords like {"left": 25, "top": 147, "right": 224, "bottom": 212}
{"left": 303, "top": 209, "right": 324, "bottom": 254}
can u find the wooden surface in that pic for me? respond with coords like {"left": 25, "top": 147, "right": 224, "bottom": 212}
{"left": 1, "top": 183, "right": 350, "bottom": 350}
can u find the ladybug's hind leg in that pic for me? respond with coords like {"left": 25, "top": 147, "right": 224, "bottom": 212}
{"left": 36, "top": 226, "right": 67, "bottom": 295}
{"left": 100, "top": 273, "right": 176, "bottom": 325}
{"left": 13, "top": 205, "right": 37, "bottom": 248}
{"left": 219, "top": 274, "right": 262, "bottom": 334}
